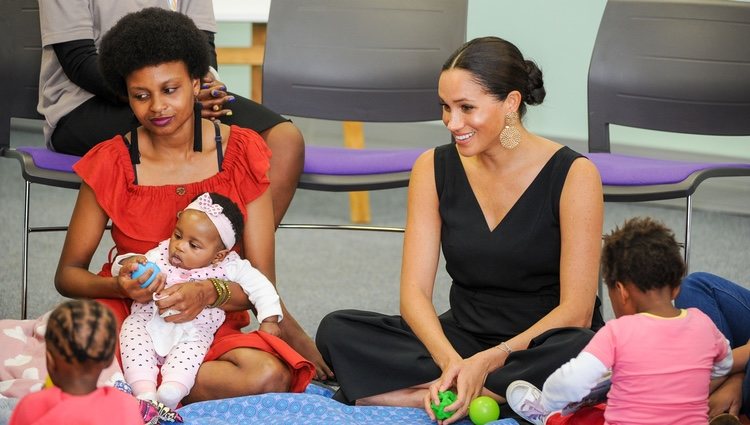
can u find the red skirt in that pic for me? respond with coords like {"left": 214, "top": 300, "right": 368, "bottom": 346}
{"left": 97, "top": 297, "right": 314, "bottom": 393}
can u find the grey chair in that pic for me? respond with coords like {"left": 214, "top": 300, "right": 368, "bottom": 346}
{"left": 586, "top": 0, "right": 750, "bottom": 268}
{"left": 1, "top": 0, "right": 83, "bottom": 319}
{"left": 263, "top": 0, "right": 467, "bottom": 227}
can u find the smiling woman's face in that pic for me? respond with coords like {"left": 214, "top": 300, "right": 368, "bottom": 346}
{"left": 438, "top": 68, "right": 507, "bottom": 157}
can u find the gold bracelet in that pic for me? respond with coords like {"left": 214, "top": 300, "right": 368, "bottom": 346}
{"left": 208, "top": 278, "right": 221, "bottom": 308}
{"left": 217, "top": 279, "right": 229, "bottom": 306}
{"left": 496, "top": 341, "right": 513, "bottom": 356}
{"left": 208, "top": 278, "right": 230, "bottom": 308}
{"left": 220, "top": 279, "right": 231, "bottom": 306}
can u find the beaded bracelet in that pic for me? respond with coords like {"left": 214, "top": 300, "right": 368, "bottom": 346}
{"left": 208, "top": 278, "right": 231, "bottom": 308}
{"left": 495, "top": 341, "right": 513, "bottom": 356}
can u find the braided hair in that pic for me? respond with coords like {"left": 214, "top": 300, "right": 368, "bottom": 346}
{"left": 45, "top": 299, "right": 117, "bottom": 365}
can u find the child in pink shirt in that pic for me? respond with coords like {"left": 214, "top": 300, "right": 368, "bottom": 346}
{"left": 8, "top": 300, "right": 142, "bottom": 425}
{"left": 506, "top": 217, "right": 732, "bottom": 425}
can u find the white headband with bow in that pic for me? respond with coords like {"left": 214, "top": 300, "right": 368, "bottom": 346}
{"left": 183, "top": 193, "right": 235, "bottom": 249}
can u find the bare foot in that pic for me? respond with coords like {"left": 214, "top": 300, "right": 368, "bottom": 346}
{"left": 358, "top": 388, "right": 427, "bottom": 407}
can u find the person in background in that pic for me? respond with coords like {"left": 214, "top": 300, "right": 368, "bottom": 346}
{"left": 676, "top": 272, "right": 750, "bottom": 424}
{"left": 38, "top": 0, "right": 304, "bottom": 228}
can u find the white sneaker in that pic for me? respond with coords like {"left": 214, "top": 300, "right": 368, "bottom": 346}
{"left": 506, "top": 380, "right": 548, "bottom": 425}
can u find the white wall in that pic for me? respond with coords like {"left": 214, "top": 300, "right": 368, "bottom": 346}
{"left": 216, "top": 0, "right": 750, "bottom": 162}
{"left": 467, "top": 0, "right": 750, "bottom": 161}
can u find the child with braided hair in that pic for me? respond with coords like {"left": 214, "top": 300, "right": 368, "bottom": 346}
{"left": 8, "top": 299, "right": 142, "bottom": 425}
{"left": 113, "top": 192, "right": 282, "bottom": 409}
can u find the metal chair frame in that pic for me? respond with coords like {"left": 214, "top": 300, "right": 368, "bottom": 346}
{"left": 588, "top": 0, "right": 750, "bottom": 270}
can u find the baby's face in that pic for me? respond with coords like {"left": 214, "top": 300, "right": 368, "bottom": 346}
{"left": 168, "top": 210, "right": 224, "bottom": 269}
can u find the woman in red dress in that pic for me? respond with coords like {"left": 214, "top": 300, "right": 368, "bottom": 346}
{"left": 54, "top": 8, "right": 324, "bottom": 403}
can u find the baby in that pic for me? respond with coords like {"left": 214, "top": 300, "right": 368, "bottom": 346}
{"left": 507, "top": 217, "right": 732, "bottom": 425}
{"left": 9, "top": 300, "right": 142, "bottom": 425}
{"left": 114, "top": 192, "right": 282, "bottom": 409}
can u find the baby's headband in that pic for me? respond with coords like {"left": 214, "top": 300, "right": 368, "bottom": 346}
{"left": 184, "top": 193, "right": 235, "bottom": 249}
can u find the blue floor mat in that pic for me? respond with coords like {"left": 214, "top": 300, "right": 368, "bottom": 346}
{"left": 177, "top": 384, "right": 520, "bottom": 425}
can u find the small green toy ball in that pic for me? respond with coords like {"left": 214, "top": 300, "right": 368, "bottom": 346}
{"left": 430, "top": 390, "right": 457, "bottom": 420}
{"left": 469, "top": 396, "right": 500, "bottom": 425}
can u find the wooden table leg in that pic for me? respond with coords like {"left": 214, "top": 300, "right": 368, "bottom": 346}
{"left": 251, "top": 23, "right": 266, "bottom": 103}
{"left": 215, "top": 23, "right": 266, "bottom": 103}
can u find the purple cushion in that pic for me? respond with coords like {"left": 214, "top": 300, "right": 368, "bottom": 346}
{"left": 16, "top": 145, "right": 429, "bottom": 176}
{"left": 16, "top": 146, "right": 80, "bottom": 173}
{"left": 588, "top": 153, "right": 750, "bottom": 186}
{"left": 303, "top": 146, "right": 427, "bottom": 175}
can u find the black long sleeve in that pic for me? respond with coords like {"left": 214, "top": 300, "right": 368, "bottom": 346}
{"left": 54, "top": 32, "right": 218, "bottom": 102}
{"left": 52, "top": 39, "right": 123, "bottom": 104}
{"left": 204, "top": 31, "right": 218, "bottom": 70}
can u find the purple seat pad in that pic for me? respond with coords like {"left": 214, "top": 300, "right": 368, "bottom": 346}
{"left": 16, "top": 146, "right": 80, "bottom": 173}
{"left": 588, "top": 153, "right": 750, "bottom": 186}
{"left": 303, "top": 146, "right": 427, "bottom": 175}
{"left": 17, "top": 145, "right": 429, "bottom": 177}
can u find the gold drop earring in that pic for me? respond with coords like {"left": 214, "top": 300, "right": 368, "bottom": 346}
{"left": 499, "top": 111, "right": 521, "bottom": 149}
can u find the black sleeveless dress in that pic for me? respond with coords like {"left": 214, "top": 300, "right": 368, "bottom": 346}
{"left": 316, "top": 144, "right": 604, "bottom": 417}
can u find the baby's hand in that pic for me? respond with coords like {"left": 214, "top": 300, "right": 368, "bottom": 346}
{"left": 259, "top": 318, "right": 281, "bottom": 337}
{"left": 118, "top": 255, "right": 148, "bottom": 275}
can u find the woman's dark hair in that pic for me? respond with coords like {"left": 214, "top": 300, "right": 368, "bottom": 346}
{"left": 45, "top": 299, "right": 117, "bottom": 365}
{"left": 192, "top": 192, "right": 244, "bottom": 246}
{"left": 442, "top": 36, "right": 545, "bottom": 117}
{"left": 601, "top": 217, "right": 686, "bottom": 292}
{"left": 99, "top": 7, "right": 210, "bottom": 98}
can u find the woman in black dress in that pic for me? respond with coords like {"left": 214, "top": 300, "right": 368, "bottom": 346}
{"left": 315, "top": 36, "right": 605, "bottom": 424}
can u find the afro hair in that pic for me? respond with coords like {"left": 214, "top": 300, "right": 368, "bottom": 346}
{"left": 98, "top": 7, "right": 210, "bottom": 98}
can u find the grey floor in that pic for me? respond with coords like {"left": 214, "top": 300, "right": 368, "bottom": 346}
{"left": 1, "top": 121, "right": 750, "bottom": 337}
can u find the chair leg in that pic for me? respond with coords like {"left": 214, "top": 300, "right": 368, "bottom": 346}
{"left": 684, "top": 195, "right": 692, "bottom": 272}
{"left": 22, "top": 181, "right": 30, "bottom": 320}
{"left": 343, "top": 121, "right": 371, "bottom": 223}
{"left": 349, "top": 191, "right": 371, "bottom": 223}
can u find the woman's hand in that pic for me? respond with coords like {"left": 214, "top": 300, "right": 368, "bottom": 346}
{"left": 197, "top": 73, "right": 235, "bottom": 120}
{"left": 709, "top": 372, "right": 744, "bottom": 418}
{"left": 156, "top": 280, "right": 212, "bottom": 323}
{"left": 425, "top": 351, "right": 498, "bottom": 425}
{"left": 116, "top": 259, "right": 166, "bottom": 303}
{"left": 424, "top": 373, "right": 455, "bottom": 424}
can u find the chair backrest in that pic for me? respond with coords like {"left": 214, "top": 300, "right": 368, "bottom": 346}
{"left": 262, "top": 0, "right": 467, "bottom": 123}
{"left": 0, "top": 0, "right": 43, "bottom": 154}
{"left": 588, "top": 0, "right": 750, "bottom": 153}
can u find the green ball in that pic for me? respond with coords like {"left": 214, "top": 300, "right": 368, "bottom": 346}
{"left": 430, "top": 390, "right": 457, "bottom": 420}
{"left": 469, "top": 396, "right": 500, "bottom": 425}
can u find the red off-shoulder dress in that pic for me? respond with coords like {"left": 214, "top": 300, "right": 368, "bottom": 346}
{"left": 73, "top": 125, "right": 314, "bottom": 392}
